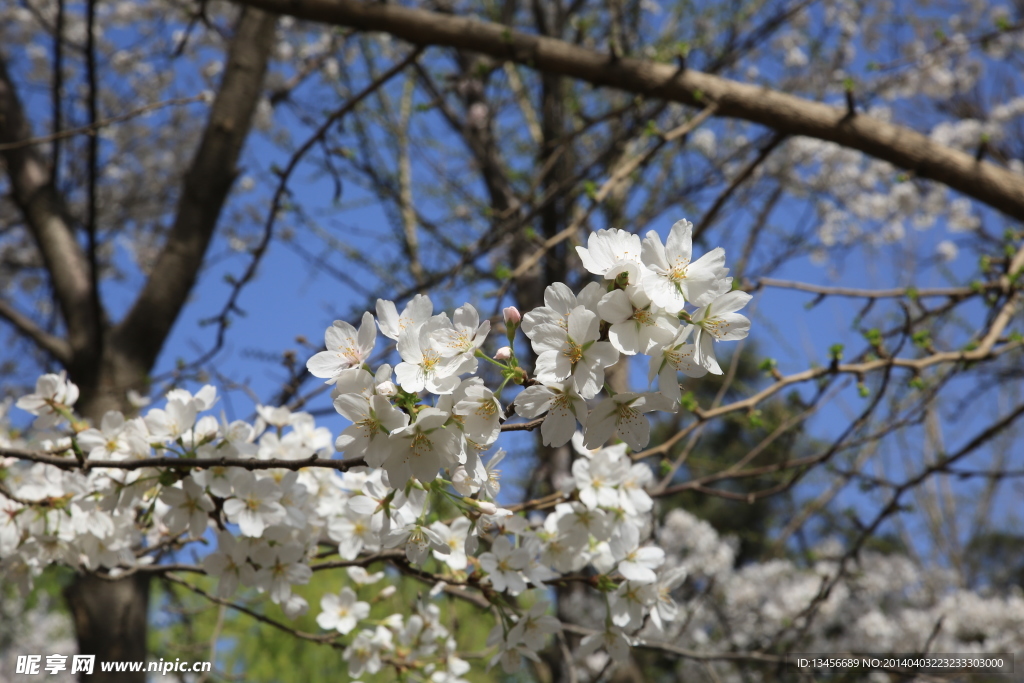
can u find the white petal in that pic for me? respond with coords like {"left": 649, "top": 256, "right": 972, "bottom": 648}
{"left": 597, "top": 290, "right": 633, "bottom": 324}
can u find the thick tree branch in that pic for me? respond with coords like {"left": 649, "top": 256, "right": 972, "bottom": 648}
{"left": 233, "top": 0, "right": 1024, "bottom": 221}
{"left": 0, "top": 55, "right": 99, "bottom": 360}
{"left": 115, "top": 7, "right": 276, "bottom": 372}
{"left": 0, "top": 299, "right": 72, "bottom": 363}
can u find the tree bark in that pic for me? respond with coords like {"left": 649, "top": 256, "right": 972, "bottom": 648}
{"left": 63, "top": 574, "right": 151, "bottom": 682}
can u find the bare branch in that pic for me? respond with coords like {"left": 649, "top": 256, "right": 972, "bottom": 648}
{"left": 0, "top": 95, "right": 207, "bottom": 152}
{"left": 0, "top": 299, "right": 71, "bottom": 363}
{"left": 115, "top": 7, "right": 277, "bottom": 372}
{"left": 0, "top": 54, "right": 99, "bottom": 360}
{"left": 232, "top": 0, "right": 1024, "bottom": 222}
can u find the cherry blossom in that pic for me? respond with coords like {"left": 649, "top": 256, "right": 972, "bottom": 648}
{"left": 479, "top": 536, "right": 529, "bottom": 595}
{"left": 317, "top": 587, "right": 370, "bottom": 634}
{"left": 306, "top": 312, "right": 377, "bottom": 382}
{"left": 641, "top": 219, "right": 731, "bottom": 312}
{"left": 690, "top": 290, "right": 752, "bottom": 375}
{"left": 575, "top": 228, "right": 647, "bottom": 285}
{"left": 532, "top": 306, "right": 619, "bottom": 398}
{"left": 583, "top": 392, "right": 675, "bottom": 451}
{"left": 376, "top": 294, "right": 433, "bottom": 341}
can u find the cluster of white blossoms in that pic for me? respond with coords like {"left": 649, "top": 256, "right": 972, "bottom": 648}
{"left": 1, "top": 219, "right": 1021, "bottom": 678}
{"left": 0, "top": 220, "right": 754, "bottom": 677}
{"left": 516, "top": 218, "right": 749, "bottom": 448}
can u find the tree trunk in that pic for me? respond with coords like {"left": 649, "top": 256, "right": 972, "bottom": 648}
{"left": 64, "top": 573, "right": 151, "bottom": 683}
{"left": 52, "top": 10, "right": 277, "bottom": 679}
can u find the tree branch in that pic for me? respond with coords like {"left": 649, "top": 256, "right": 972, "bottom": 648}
{"left": 115, "top": 7, "right": 276, "bottom": 372}
{"left": 0, "top": 54, "right": 99, "bottom": 361}
{"left": 0, "top": 299, "right": 72, "bottom": 363}
{"left": 231, "top": 0, "right": 1024, "bottom": 221}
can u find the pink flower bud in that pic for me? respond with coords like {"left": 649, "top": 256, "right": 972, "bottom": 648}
{"left": 494, "top": 346, "right": 512, "bottom": 361}
{"left": 503, "top": 306, "right": 521, "bottom": 325}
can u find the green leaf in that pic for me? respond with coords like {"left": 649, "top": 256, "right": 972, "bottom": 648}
{"left": 680, "top": 391, "right": 698, "bottom": 412}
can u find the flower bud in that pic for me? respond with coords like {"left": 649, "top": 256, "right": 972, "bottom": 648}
{"left": 465, "top": 498, "right": 498, "bottom": 515}
{"left": 378, "top": 585, "right": 397, "bottom": 599}
{"left": 376, "top": 381, "right": 398, "bottom": 397}
{"left": 503, "top": 306, "right": 521, "bottom": 325}
{"left": 494, "top": 346, "right": 512, "bottom": 361}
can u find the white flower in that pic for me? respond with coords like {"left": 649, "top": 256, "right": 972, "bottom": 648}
{"left": 222, "top": 472, "right": 285, "bottom": 537}
{"left": 345, "top": 626, "right": 393, "bottom": 677}
{"left": 327, "top": 509, "right": 381, "bottom": 560}
{"left": 647, "top": 325, "right": 707, "bottom": 401}
{"left": 332, "top": 365, "right": 384, "bottom": 401}
{"left": 430, "top": 517, "right": 471, "bottom": 570}
{"left": 610, "top": 580, "right": 657, "bottom": 630}
{"left": 251, "top": 540, "right": 312, "bottom": 604}
{"left": 430, "top": 303, "right": 490, "bottom": 357}
{"left": 383, "top": 408, "right": 461, "bottom": 487}
{"left": 256, "top": 404, "right": 292, "bottom": 429}
{"left": 596, "top": 286, "right": 677, "bottom": 355}
{"left": 347, "top": 566, "right": 385, "bottom": 585}
{"left": 532, "top": 306, "right": 619, "bottom": 399}
{"left": 649, "top": 566, "right": 688, "bottom": 631}
{"left": 395, "top": 322, "right": 469, "bottom": 395}
{"left": 317, "top": 587, "right": 370, "bottom": 634}
{"left": 579, "top": 626, "right": 631, "bottom": 661}
{"left": 387, "top": 521, "right": 450, "bottom": 564}
{"left": 487, "top": 623, "right": 542, "bottom": 674}
{"left": 573, "top": 447, "right": 630, "bottom": 509}
{"left": 346, "top": 470, "right": 395, "bottom": 535}
{"left": 521, "top": 281, "right": 604, "bottom": 338}
{"left": 166, "top": 385, "right": 218, "bottom": 411}
{"left": 334, "top": 394, "right": 409, "bottom": 462}
{"left": 514, "top": 381, "right": 588, "bottom": 447}
{"left": 641, "top": 219, "right": 731, "bottom": 312}
{"left": 619, "top": 463, "right": 655, "bottom": 515}
{"left": 376, "top": 293, "right": 433, "bottom": 341}
{"left": 190, "top": 465, "right": 234, "bottom": 498}
{"left": 453, "top": 382, "right": 502, "bottom": 445}
{"left": 611, "top": 524, "right": 664, "bottom": 583}
{"left": 480, "top": 449, "right": 505, "bottom": 500}
{"left": 507, "top": 600, "right": 561, "bottom": 651}
{"left": 0, "top": 497, "right": 22, "bottom": 557}
{"left": 583, "top": 392, "right": 675, "bottom": 451}
{"left": 554, "top": 502, "right": 611, "bottom": 545}
{"left": 145, "top": 398, "right": 198, "bottom": 442}
{"left": 76, "top": 412, "right": 149, "bottom": 460}
{"left": 202, "top": 530, "right": 254, "bottom": 597}
{"left": 16, "top": 372, "right": 79, "bottom": 429}
{"left": 576, "top": 228, "right": 647, "bottom": 285}
{"left": 479, "top": 536, "right": 529, "bottom": 594}
{"left": 536, "top": 514, "right": 590, "bottom": 573}
{"left": 691, "top": 290, "right": 752, "bottom": 375}
{"left": 936, "top": 239, "right": 958, "bottom": 261}
{"left": 159, "top": 476, "right": 214, "bottom": 539}
{"left": 307, "top": 312, "right": 377, "bottom": 382}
